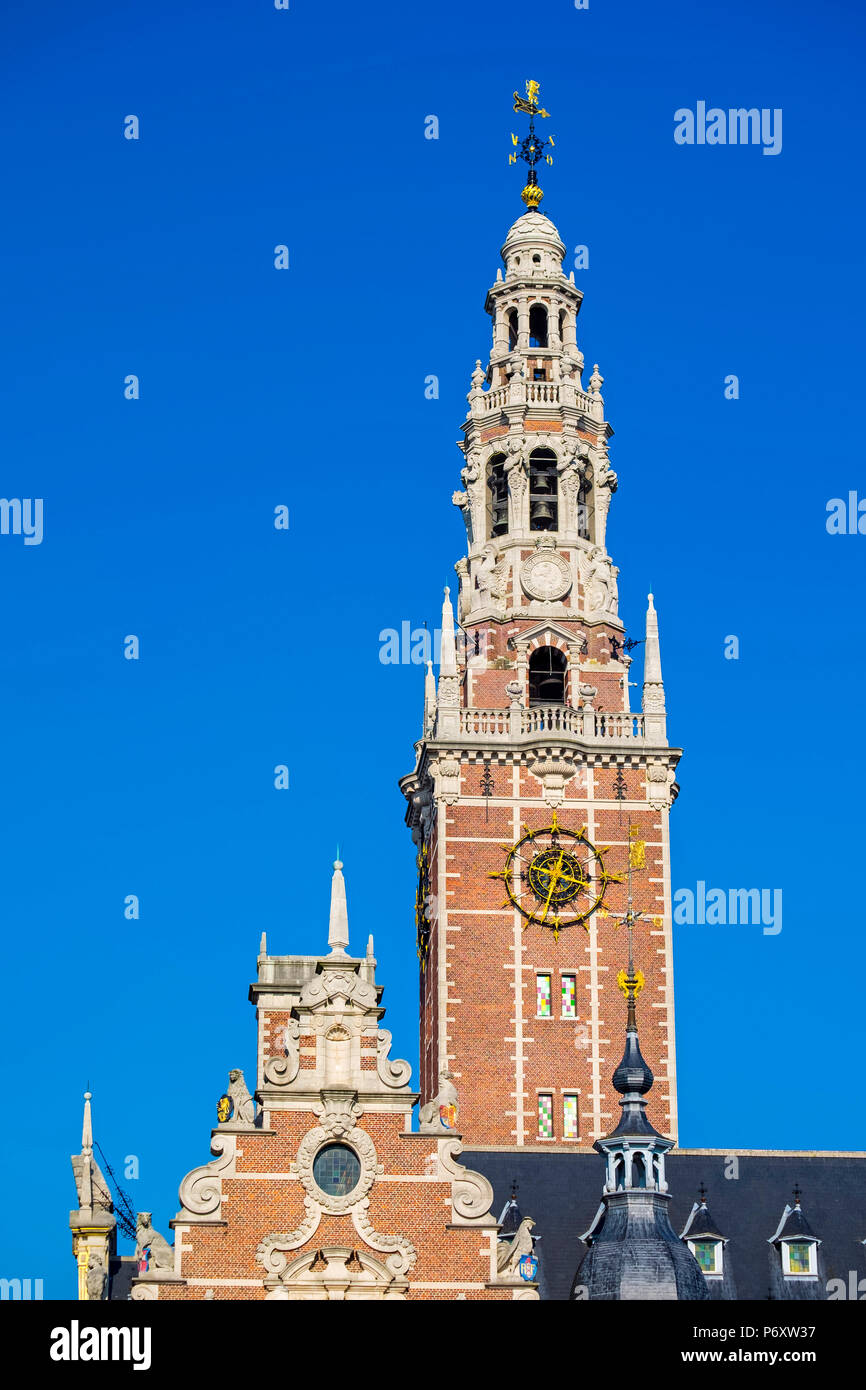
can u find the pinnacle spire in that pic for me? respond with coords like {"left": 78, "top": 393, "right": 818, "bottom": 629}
{"left": 439, "top": 587, "right": 457, "bottom": 676}
{"left": 328, "top": 859, "right": 349, "bottom": 955}
{"left": 424, "top": 658, "right": 437, "bottom": 730}
{"left": 82, "top": 1090, "right": 93, "bottom": 1152}
{"left": 641, "top": 592, "right": 666, "bottom": 713}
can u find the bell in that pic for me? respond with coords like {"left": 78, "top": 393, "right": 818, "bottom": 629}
{"left": 532, "top": 472, "right": 553, "bottom": 493}
{"left": 531, "top": 499, "right": 556, "bottom": 526}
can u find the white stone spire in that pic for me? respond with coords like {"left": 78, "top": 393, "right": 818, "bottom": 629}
{"left": 82, "top": 1090, "right": 93, "bottom": 1153}
{"left": 439, "top": 587, "right": 457, "bottom": 676}
{"left": 424, "top": 658, "right": 437, "bottom": 732}
{"left": 642, "top": 593, "right": 665, "bottom": 713}
{"left": 328, "top": 859, "right": 349, "bottom": 955}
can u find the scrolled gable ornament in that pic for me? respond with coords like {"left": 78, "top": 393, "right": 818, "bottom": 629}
{"left": 263, "top": 1017, "right": 301, "bottom": 1087}
{"left": 177, "top": 1133, "right": 237, "bottom": 1222}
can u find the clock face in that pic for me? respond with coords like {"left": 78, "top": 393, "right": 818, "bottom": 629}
{"left": 489, "top": 812, "right": 621, "bottom": 939}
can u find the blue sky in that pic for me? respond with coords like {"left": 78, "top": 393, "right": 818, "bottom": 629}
{"left": 0, "top": 0, "right": 864, "bottom": 1295}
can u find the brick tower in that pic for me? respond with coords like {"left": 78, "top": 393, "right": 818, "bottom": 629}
{"left": 401, "top": 96, "right": 681, "bottom": 1152}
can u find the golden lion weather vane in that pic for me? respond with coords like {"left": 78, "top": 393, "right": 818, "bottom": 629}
{"left": 509, "top": 79, "right": 554, "bottom": 209}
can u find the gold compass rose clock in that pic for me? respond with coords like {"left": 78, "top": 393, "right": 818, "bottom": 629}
{"left": 489, "top": 811, "right": 621, "bottom": 940}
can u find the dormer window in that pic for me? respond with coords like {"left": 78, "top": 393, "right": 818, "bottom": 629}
{"left": 782, "top": 1240, "right": 817, "bottom": 1276}
{"left": 689, "top": 1239, "right": 723, "bottom": 1276}
{"left": 529, "top": 305, "right": 548, "bottom": 348}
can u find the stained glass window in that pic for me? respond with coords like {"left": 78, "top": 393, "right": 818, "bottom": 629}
{"left": 693, "top": 1240, "right": 720, "bottom": 1274}
{"left": 786, "top": 1242, "right": 812, "bottom": 1274}
{"left": 561, "top": 974, "right": 577, "bottom": 1018}
{"left": 563, "top": 1094, "right": 579, "bottom": 1139}
{"left": 537, "top": 1094, "right": 554, "bottom": 1139}
{"left": 312, "top": 1144, "right": 361, "bottom": 1197}
{"left": 536, "top": 974, "right": 552, "bottom": 1017}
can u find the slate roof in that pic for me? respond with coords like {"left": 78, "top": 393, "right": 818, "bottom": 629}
{"left": 465, "top": 1148, "right": 866, "bottom": 1300}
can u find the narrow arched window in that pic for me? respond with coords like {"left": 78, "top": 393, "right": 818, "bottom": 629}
{"left": 632, "top": 1153, "right": 648, "bottom": 1189}
{"left": 529, "top": 304, "right": 548, "bottom": 348}
{"left": 614, "top": 1157, "right": 625, "bottom": 1190}
{"left": 529, "top": 448, "right": 558, "bottom": 531}
{"left": 507, "top": 309, "right": 519, "bottom": 351}
{"left": 486, "top": 454, "right": 508, "bottom": 538}
{"left": 528, "top": 646, "right": 567, "bottom": 705}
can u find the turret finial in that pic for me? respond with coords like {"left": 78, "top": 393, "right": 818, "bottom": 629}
{"left": 328, "top": 858, "right": 350, "bottom": 955}
{"left": 509, "top": 80, "right": 554, "bottom": 210}
{"left": 82, "top": 1090, "right": 93, "bottom": 1153}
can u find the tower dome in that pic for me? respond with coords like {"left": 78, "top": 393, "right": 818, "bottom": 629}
{"left": 501, "top": 211, "right": 566, "bottom": 278}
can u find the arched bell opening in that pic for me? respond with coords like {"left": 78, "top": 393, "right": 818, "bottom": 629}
{"left": 529, "top": 448, "right": 558, "bottom": 531}
{"left": 486, "top": 454, "right": 508, "bottom": 538}
{"left": 528, "top": 646, "right": 567, "bottom": 706}
{"left": 507, "top": 309, "right": 519, "bottom": 351}
{"left": 529, "top": 304, "right": 548, "bottom": 348}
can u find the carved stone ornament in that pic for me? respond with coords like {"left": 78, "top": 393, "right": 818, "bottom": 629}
{"left": 520, "top": 550, "right": 572, "bottom": 602}
{"left": 376, "top": 1029, "right": 412, "bottom": 1089}
{"left": 177, "top": 1132, "right": 237, "bottom": 1222}
{"left": 529, "top": 756, "right": 578, "bottom": 807}
{"left": 291, "top": 1096, "right": 382, "bottom": 1216}
{"left": 430, "top": 757, "right": 461, "bottom": 805}
{"left": 438, "top": 1138, "right": 496, "bottom": 1225}
{"left": 256, "top": 1199, "right": 322, "bottom": 1276}
{"left": 263, "top": 1017, "right": 301, "bottom": 1087}
{"left": 262, "top": 1246, "right": 408, "bottom": 1299}
{"left": 352, "top": 1199, "right": 417, "bottom": 1276}
{"left": 299, "top": 968, "right": 377, "bottom": 1011}
{"left": 130, "top": 1283, "right": 159, "bottom": 1301}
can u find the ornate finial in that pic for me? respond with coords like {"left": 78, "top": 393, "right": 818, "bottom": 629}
{"left": 328, "top": 858, "right": 350, "bottom": 955}
{"left": 82, "top": 1090, "right": 93, "bottom": 1153}
{"left": 698, "top": 1182, "right": 708, "bottom": 1204}
{"left": 509, "top": 79, "right": 554, "bottom": 210}
{"left": 792, "top": 1184, "right": 802, "bottom": 1207}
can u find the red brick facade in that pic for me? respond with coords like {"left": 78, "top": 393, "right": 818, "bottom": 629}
{"left": 131, "top": 933, "right": 532, "bottom": 1301}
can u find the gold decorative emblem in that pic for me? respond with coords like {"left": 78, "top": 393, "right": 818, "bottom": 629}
{"left": 617, "top": 968, "right": 645, "bottom": 998}
{"left": 488, "top": 810, "right": 621, "bottom": 940}
{"left": 216, "top": 1095, "right": 233, "bottom": 1124}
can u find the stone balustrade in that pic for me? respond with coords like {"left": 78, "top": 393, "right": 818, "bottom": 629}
{"left": 445, "top": 705, "right": 650, "bottom": 743}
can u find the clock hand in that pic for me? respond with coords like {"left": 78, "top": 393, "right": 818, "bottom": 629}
{"left": 539, "top": 851, "right": 565, "bottom": 923}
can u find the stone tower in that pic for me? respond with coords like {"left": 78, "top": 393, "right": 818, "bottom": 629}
{"left": 401, "top": 199, "right": 681, "bottom": 1152}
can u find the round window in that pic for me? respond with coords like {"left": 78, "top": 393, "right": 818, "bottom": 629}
{"left": 312, "top": 1143, "right": 361, "bottom": 1197}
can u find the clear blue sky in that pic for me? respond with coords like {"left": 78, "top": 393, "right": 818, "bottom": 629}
{"left": 1, "top": 0, "right": 863, "bottom": 1296}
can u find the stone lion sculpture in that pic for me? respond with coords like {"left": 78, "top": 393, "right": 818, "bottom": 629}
{"left": 135, "top": 1212, "right": 174, "bottom": 1273}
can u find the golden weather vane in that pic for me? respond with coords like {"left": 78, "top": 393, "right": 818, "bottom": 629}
{"left": 509, "top": 79, "right": 555, "bottom": 209}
